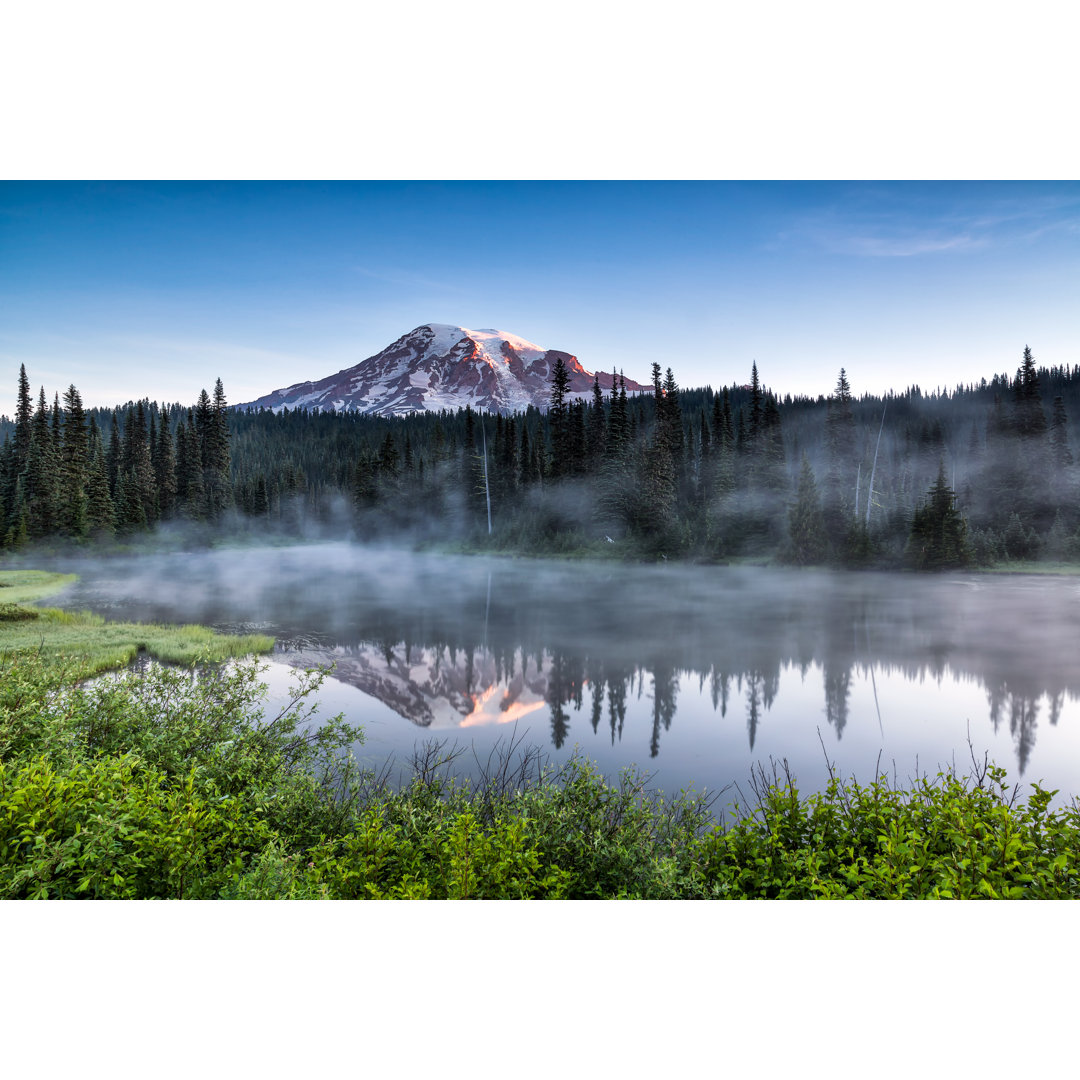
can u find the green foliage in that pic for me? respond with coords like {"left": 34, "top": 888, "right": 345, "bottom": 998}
{"left": 0, "top": 654, "right": 365, "bottom": 898}
{"left": 695, "top": 759, "right": 1080, "bottom": 899}
{"left": 0, "top": 755, "right": 275, "bottom": 899}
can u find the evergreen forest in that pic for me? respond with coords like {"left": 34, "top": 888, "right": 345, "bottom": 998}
{"left": 2, "top": 347, "right": 1078, "bottom": 570}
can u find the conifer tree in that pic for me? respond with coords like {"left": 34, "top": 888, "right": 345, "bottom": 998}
{"left": 759, "top": 394, "right": 787, "bottom": 491}
{"left": 460, "top": 406, "right": 487, "bottom": 523}
{"left": 607, "top": 371, "right": 629, "bottom": 454}
{"left": 1014, "top": 345, "right": 1047, "bottom": 440}
{"left": 25, "top": 388, "right": 59, "bottom": 538}
{"left": 587, "top": 373, "right": 606, "bottom": 469}
{"left": 125, "top": 401, "right": 158, "bottom": 525}
{"left": 50, "top": 392, "right": 62, "bottom": 452}
{"left": 906, "top": 460, "right": 972, "bottom": 569}
{"left": 519, "top": 421, "right": 532, "bottom": 488}
{"left": 106, "top": 412, "right": 121, "bottom": 496}
{"left": 13, "top": 364, "right": 33, "bottom": 466}
{"left": 59, "top": 384, "right": 89, "bottom": 537}
{"left": 823, "top": 367, "right": 856, "bottom": 552}
{"left": 548, "top": 355, "right": 572, "bottom": 478}
{"left": 378, "top": 431, "right": 401, "bottom": 499}
{"left": 200, "top": 380, "right": 233, "bottom": 518}
{"left": 154, "top": 406, "right": 178, "bottom": 519}
{"left": 177, "top": 409, "right": 205, "bottom": 518}
{"left": 115, "top": 470, "right": 147, "bottom": 533}
{"left": 353, "top": 453, "right": 378, "bottom": 511}
{"left": 252, "top": 474, "right": 270, "bottom": 516}
{"left": 748, "top": 362, "right": 764, "bottom": 445}
{"left": 85, "top": 422, "right": 115, "bottom": 536}
{"left": 658, "top": 367, "right": 683, "bottom": 458}
{"left": 0, "top": 438, "right": 15, "bottom": 539}
{"left": 500, "top": 415, "right": 519, "bottom": 500}
{"left": 787, "top": 455, "right": 827, "bottom": 564}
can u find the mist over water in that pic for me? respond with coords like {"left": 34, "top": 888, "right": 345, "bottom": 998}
{"left": 42, "top": 543, "right": 1080, "bottom": 801}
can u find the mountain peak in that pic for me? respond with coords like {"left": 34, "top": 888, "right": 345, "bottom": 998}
{"left": 236, "top": 324, "right": 645, "bottom": 416}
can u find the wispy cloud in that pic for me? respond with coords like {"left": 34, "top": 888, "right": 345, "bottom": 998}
{"left": 784, "top": 187, "right": 1080, "bottom": 258}
{"left": 828, "top": 230, "right": 979, "bottom": 257}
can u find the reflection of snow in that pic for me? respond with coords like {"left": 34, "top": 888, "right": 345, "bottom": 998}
{"left": 276, "top": 642, "right": 551, "bottom": 731}
{"left": 461, "top": 688, "right": 548, "bottom": 728}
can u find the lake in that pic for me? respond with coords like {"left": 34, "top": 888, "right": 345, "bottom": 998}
{"left": 46, "top": 543, "right": 1080, "bottom": 803}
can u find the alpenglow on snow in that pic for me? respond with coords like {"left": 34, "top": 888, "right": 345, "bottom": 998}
{"left": 234, "top": 324, "right": 646, "bottom": 416}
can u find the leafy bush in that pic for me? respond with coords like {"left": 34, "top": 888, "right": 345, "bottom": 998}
{"left": 694, "top": 759, "right": 1080, "bottom": 898}
{"left": 0, "top": 755, "right": 275, "bottom": 899}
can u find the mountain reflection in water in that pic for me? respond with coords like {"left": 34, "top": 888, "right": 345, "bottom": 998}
{"left": 46, "top": 544, "right": 1080, "bottom": 799}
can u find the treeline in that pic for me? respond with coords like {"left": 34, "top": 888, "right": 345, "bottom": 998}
{"left": 2, "top": 348, "right": 1079, "bottom": 567}
{"left": 0, "top": 369, "right": 232, "bottom": 546}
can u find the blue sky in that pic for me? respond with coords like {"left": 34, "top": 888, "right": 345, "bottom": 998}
{"left": 2, "top": 180, "right": 1079, "bottom": 414}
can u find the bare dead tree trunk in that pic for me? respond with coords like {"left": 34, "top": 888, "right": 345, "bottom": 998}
{"left": 866, "top": 405, "right": 886, "bottom": 529}
{"left": 481, "top": 413, "right": 492, "bottom": 535}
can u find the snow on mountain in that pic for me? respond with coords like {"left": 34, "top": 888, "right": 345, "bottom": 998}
{"left": 235, "top": 323, "right": 646, "bottom": 416}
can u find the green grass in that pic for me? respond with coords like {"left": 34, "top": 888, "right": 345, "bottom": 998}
{"left": 0, "top": 568, "right": 274, "bottom": 679}
{"left": 0, "top": 569, "right": 78, "bottom": 604}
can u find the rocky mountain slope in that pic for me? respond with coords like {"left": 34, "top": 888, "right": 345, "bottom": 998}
{"left": 235, "top": 323, "right": 645, "bottom": 415}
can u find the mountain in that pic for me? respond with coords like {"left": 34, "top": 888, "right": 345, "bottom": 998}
{"left": 234, "top": 323, "right": 646, "bottom": 416}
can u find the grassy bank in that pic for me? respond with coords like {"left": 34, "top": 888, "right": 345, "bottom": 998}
{"left": 0, "top": 568, "right": 273, "bottom": 679}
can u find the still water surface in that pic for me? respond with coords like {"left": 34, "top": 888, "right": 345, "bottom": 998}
{"left": 49, "top": 543, "right": 1080, "bottom": 801}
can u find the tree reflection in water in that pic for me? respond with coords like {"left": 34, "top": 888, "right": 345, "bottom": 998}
{"left": 48, "top": 548, "right": 1080, "bottom": 789}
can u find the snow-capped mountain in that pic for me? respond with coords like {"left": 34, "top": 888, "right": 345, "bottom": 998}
{"left": 235, "top": 323, "right": 646, "bottom": 416}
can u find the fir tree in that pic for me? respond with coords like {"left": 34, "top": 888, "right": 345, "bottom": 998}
{"left": 106, "top": 412, "right": 121, "bottom": 496}
{"left": 13, "top": 364, "right": 33, "bottom": 466}
{"left": 25, "top": 388, "right": 59, "bottom": 538}
{"left": 587, "top": 373, "right": 606, "bottom": 469}
{"left": 177, "top": 409, "right": 206, "bottom": 519}
{"left": 125, "top": 401, "right": 158, "bottom": 525}
{"left": 906, "top": 460, "right": 972, "bottom": 569}
{"left": 748, "top": 362, "right": 764, "bottom": 445}
{"left": 201, "top": 379, "right": 233, "bottom": 518}
{"left": 115, "top": 470, "right": 147, "bottom": 533}
{"left": 85, "top": 421, "right": 116, "bottom": 537}
{"left": 824, "top": 367, "right": 856, "bottom": 552}
{"left": 154, "top": 406, "right": 178, "bottom": 519}
{"left": 252, "top": 474, "right": 270, "bottom": 516}
{"left": 759, "top": 394, "right": 787, "bottom": 491}
{"left": 786, "top": 455, "right": 827, "bottom": 564}
{"left": 59, "top": 384, "right": 89, "bottom": 538}
{"left": 548, "top": 355, "right": 572, "bottom": 478}
{"left": 1014, "top": 345, "right": 1047, "bottom": 440}
{"left": 607, "top": 371, "right": 629, "bottom": 454}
